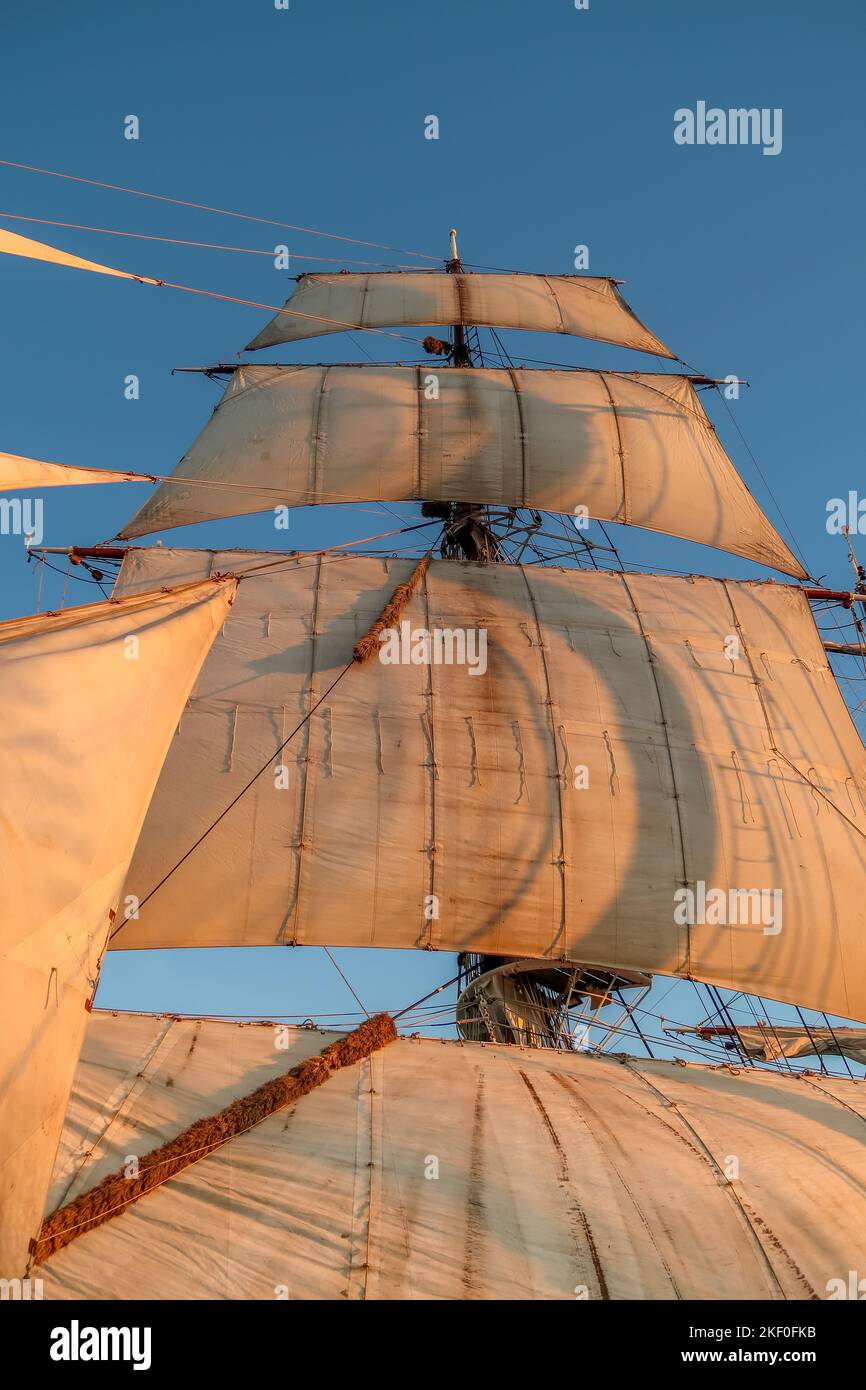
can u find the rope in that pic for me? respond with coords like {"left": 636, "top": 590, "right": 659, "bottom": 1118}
{"left": 107, "top": 660, "right": 354, "bottom": 941}
{"left": 0, "top": 212, "right": 420, "bottom": 268}
{"left": 322, "top": 946, "right": 369, "bottom": 1018}
{"left": 32, "top": 1012, "right": 397, "bottom": 1262}
{"left": 108, "top": 551, "right": 434, "bottom": 943}
{"left": 712, "top": 386, "right": 816, "bottom": 580}
{"left": 146, "top": 278, "right": 423, "bottom": 344}
{"left": 0, "top": 158, "right": 442, "bottom": 262}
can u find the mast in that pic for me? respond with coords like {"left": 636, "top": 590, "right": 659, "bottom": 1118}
{"left": 438, "top": 232, "right": 646, "bottom": 1049}
{"left": 432, "top": 228, "right": 496, "bottom": 563}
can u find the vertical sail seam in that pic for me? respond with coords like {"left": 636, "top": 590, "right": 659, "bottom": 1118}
{"left": 419, "top": 562, "right": 438, "bottom": 948}
{"left": 504, "top": 367, "right": 528, "bottom": 505}
{"left": 541, "top": 275, "right": 568, "bottom": 334}
{"left": 598, "top": 373, "right": 629, "bottom": 524}
{"left": 286, "top": 555, "right": 323, "bottom": 944}
{"left": 414, "top": 365, "right": 424, "bottom": 497}
{"left": 617, "top": 574, "right": 691, "bottom": 976}
{"left": 519, "top": 566, "right": 567, "bottom": 955}
{"left": 622, "top": 1062, "right": 797, "bottom": 1298}
{"left": 309, "top": 366, "right": 332, "bottom": 502}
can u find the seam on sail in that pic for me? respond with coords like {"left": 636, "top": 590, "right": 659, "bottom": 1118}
{"left": 504, "top": 365, "right": 528, "bottom": 505}
{"left": 285, "top": 553, "right": 323, "bottom": 945}
{"left": 419, "top": 561, "right": 438, "bottom": 949}
{"left": 597, "top": 372, "right": 629, "bottom": 525}
{"left": 519, "top": 565, "right": 567, "bottom": 956}
{"left": 617, "top": 572, "right": 691, "bottom": 977}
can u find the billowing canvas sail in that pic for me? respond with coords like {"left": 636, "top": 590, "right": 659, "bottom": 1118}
{"left": 0, "top": 577, "right": 236, "bottom": 1277}
{"left": 246, "top": 271, "right": 674, "bottom": 356}
{"left": 1, "top": 451, "right": 144, "bottom": 490}
{"left": 119, "top": 366, "right": 805, "bottom": 578}
{"left": 110, "top": 549, "right": 866, "bottom": 1024}
{"left": 0, "top": 226, "right": 158, "bottom": 283}
{"left": 36, "top": 1010, "right": 866, "bottom": 1300}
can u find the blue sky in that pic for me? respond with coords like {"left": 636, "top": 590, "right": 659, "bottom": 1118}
{"left": 1, "top": 0, "right": 864, "bottom": 1058}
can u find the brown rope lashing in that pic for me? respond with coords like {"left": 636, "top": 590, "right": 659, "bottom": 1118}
{"left": 353, "top": 552, "right": 431, "bottom": 665}
{"left": 33, "top": 1012, "right": 397, "bottom": 1263}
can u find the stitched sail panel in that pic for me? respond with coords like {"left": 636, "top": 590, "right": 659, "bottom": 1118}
{"left": 245, "top": 270, "right": 674, "bottom": 354}
{"left": 119, "top": 366, "right": 805, "bottom": 579}
{"left": 109, "top": 550, "right": 866, "bottom": 1022}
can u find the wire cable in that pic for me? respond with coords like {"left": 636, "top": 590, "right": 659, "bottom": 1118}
{"left": 0, "top": 158, "right": 443, "bottom": 262}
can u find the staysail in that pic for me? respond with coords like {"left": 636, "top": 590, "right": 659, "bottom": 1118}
{"left": 245, "top": 270, "right": 674, "bottom": 356}
{"left": 0, "top": 577, "right": 236, "bottom": 1277}
{"left": 109, "top": 549, "right": 866, "bottom": 1024}
{"left": 0, "top": 451, "right": 145, "bottom": 490}
{"left": 118, "top": 366, "right": 804, "bottom": 578}
{"left": 0, "top": 225, "right": 159, "bottom": 283}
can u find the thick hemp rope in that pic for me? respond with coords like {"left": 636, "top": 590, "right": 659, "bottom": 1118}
{"left": 34, "top": 1013, "right": 397, "bottom": 1262}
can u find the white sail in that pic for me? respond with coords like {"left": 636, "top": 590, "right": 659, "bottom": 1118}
{"left": 119, "top": 366, "right": 805, "bottom": 578}
{"left": 110, "top": 550, "right": 866, "bottom": 1023}
{"left": 246, "top": 271, "right": 674, "bottom": 355}
{"left": 1, "top": 451, "right": 144, "bottom": 490}
{"left": 36, "top": 1010, "right": 866, "bottom": 1300}
{"left": 0, "top": 577, "right": 236, "bottom": 1277}
{"left": 0, "top": 226, "right": 158, "bottom": 283}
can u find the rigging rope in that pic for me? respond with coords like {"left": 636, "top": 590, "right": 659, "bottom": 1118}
{"left": 0, "top": 211, "right": 423, "bottom": 268}
{"left": 108, "top": 551, "right": 434, "bottom": 943}
{"left": 322, "top": 946, "right": 369, "bottom": 1018}
{"left": 0, "top": 158, "right": 443, "bottom": 262}
{"left": 32, "top": 1012, "right": 398, "bottom": 1263}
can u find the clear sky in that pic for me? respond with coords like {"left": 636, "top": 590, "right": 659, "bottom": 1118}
{"left": 1, "top": 0, "right": 864, "bottom": 1060}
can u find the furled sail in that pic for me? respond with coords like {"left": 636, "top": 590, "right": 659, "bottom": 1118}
{"left": 682, "top": 1025, "right": 866, "bottom": 1066}
{"left": 245, "top": 271, "right": 674, "bottom": 356}
{"left": 0, "top": 577, "right": 236, "bottom": 1278}
{"left": 36, "top": 1010, "right": 866, "bottom": 1300}
{"left": 118, "top": 365, "right": 805, "bottom": 578}
{"left": 0, "top": 450, "right": 144, "bottom": 490}
{"left": 0, "top": 226, "right": 158, "bottom": 283}
{"left": 110, "top": 549, "right": 866, "bottom": 1024}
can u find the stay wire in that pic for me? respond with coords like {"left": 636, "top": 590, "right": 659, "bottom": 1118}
{"left": 0, "top": 211, "right": 421, "bottom": 269}
{"left": 0, "top": 158, "right": 443, "bottom": 262}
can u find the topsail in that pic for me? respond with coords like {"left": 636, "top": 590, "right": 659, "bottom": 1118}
{"left": 109, "top": 548, "right": 866, "bottom": 1024}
